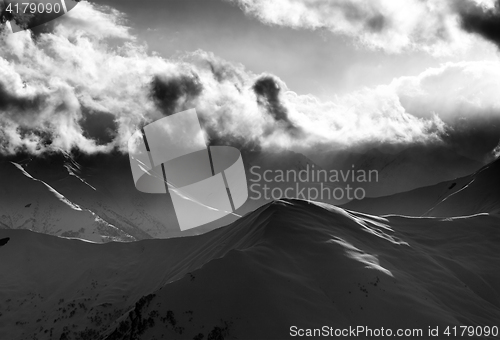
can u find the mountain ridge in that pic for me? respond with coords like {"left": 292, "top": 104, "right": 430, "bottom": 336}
{"left": 342, "top": 157, "right": 500, "bottom": 217}
{"left": 2, "top": 199, "right": 500, "bottom": 339}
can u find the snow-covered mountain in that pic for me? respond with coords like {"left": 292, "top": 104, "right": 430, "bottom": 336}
{"left": 1, "top": 151, "right": 244, "bottom": 242}
{"left": 342, "top": 157, "right": 500, "bottom": 217}
{"left": 0, "top": 147, "right": 489, "bottom": 243}
{"left": 1, "top": 199, "right": 499, "bottom": 339}
{"left": 15, "top": 152, "right": 182, "bottom": 240}
{"left": 0, "top": 149, "right": 340, "bottom": 242}
{"left": 311, "top": 145, "right": 483, "bottom": 197}
{"left": 0, "top": 159, "right": 133, "bottom": 242}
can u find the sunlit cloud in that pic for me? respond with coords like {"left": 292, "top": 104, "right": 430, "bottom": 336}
{"left": 227, "top": 0, "right": 500, "bottom": 55}
{"left": 0, "top": 2, "right": 499, "bottom": 159}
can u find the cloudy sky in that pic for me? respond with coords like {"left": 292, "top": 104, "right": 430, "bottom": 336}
{"left": 1, "top": 0, "right": 500, "bottom": 161}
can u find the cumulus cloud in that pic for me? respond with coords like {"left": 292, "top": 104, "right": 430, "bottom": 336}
{"left": 227, "top": 0, "right": 500, "bottom": 54}
{"left": 392, "top": 61, "right": 500, "bottom": 158}
{"left": 52, "top": 2, "right": 131, "bottom": 40}
{"left": 0, "top": 1, "right": 499, "bottom": 160}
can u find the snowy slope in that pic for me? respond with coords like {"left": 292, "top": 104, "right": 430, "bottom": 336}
{"left": 0, "top": 160, "right": 133, "bottom": 242}
{"left": 1, "top": 199, "right": 499, "bottom": 339}
{"left": 2, "top": 147, "right": 486, "bottom": 243}
{"left": 17, "top": 153, "right": 180, "bottom": 240}
{"left": 312, "top": 146, "right": 482, "bottom": 197}
{"left": 1, "top": 150, "right": 346, "bottom": 242}
{"left": 427, "top": 157, "right": 500, "bottom": 217}
{"left": 342, "top": 157, "right": 500, "bottom": 217}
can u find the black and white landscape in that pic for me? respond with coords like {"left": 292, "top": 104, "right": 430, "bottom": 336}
{"left": 1, "top": 0, "right": 500, "bottom": 339}
{"left": 0, "top": 153, "right": 499, "bottom": 339}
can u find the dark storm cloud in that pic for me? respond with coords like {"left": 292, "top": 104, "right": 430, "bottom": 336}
{"left": 456, "top": 0, "right": 500, "bottom": 48}
{"left": 79, "top": 107, "right": 118, "bottom": 145}
{"left": 366, "top": 14, "right": 386, "bottom": 32}
{"left": 252, "top": 76, "right": 301, "bottom": 135}
{"left": 150, "top": 73, "right": 203, "bottom": 116}
{"left": 253, "top": 76, "right": 288, "bottom": 122}
{"left": 0, "top": 81, "right": 46, "bottom": 112}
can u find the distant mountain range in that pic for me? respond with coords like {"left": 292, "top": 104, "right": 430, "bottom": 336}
{"left": 310, "top": 145, "right": 483, "bottom": 197}
{"left": 0, "top": 146, "right": 488, "bottom": 242}
{"left": 0, "top": 152, "right": 177, "bottom": 242}
{"left": 0, "top": 158, "right": 134, "bottom": 242}
{"left": 342, "top": 157, "right": 500, "bottom": 217}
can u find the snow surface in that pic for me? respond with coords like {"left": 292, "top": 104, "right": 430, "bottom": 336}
{"left": 1, "top": 199, "right": 499, "bottom": 339}
{"left": 343, "top": 158, "right": 500, "bottom": 218}
{"left": 0, "top": 161, "right": 133, "bottom": 242}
